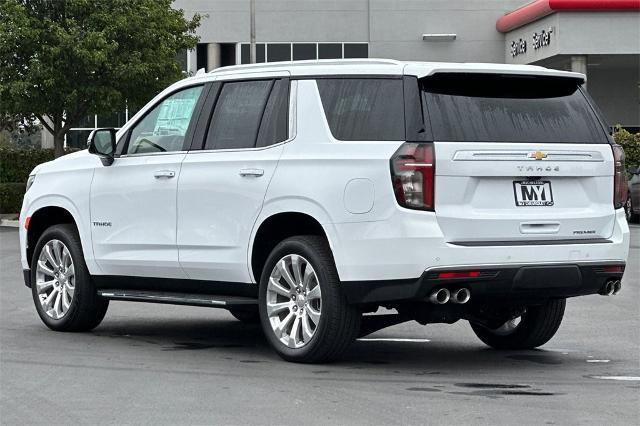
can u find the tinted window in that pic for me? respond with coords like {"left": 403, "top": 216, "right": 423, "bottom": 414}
{"left": 257, "top": 79, "right": 289, "bottom": 147}
{"left": 422, "top": 74, "right": 607, "bottom": 143}
{"left": 204, "top": 80, "right": 272, "bottom": 150}
{"left": 267, "top": 44, "right": 291, "bottom": 62}
{"left": 317, "top": 79, "right": 405, "bottom": 141}
{"left": 344, "top": 43, "right": 368, "bottom": 58}
{"left": 127, "top": 85, "right": 203, "bottom": 154}
{"left": 293, "top": 43, "right": 316, "bottom": 60}
{"left": 318, "top": 43, "right": 341, "bottom": 59}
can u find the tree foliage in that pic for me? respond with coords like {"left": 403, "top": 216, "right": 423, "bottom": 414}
{"left": 0, "top": 0, "right": 200, "bottom": 156}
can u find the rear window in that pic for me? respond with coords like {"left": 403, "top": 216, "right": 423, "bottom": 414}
{"left": 317, "top": 78, "right": 404, "bottom": 141}
{"left": 421, "top": 73, "right": 608, "bottom": 144}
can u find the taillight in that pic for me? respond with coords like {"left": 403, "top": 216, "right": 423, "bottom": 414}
{"left": 390, "top": 143, "right": 435, "bottom": 210}
{"left": 612, "top": 144, "right": 627, "bottom": 209}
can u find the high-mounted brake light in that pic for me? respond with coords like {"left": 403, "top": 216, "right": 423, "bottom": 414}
{"left": 390, "top": 143, "right": 435, "bottom": 210}
{"left": 612, "top": 144, "right": 627, "bottom": 209}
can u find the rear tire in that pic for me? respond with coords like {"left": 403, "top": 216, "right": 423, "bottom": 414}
{"left": 258, "top": 235, "right": 360, "bottom": 363}
{"left": 31, "top": 224, "right": 108, "bottom": 332}
{"left": 470, "top": 299, "right": 565, "bottom": 350}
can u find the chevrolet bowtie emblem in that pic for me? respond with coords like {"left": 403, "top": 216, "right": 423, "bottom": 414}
{"left": 528, "top": 151, "right": 548, "bottom": 160}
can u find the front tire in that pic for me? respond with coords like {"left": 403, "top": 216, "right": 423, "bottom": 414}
{"left": 470, "top": 299, "right": 566, "bottom": 350}
{"left": 31, "top": 224, "right": 109, "bottom": 331}
{"left": 258, "top": 235, "right": 360, "bottom": 363}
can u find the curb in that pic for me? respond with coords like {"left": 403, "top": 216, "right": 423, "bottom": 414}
{"left": 0, "top": 219, "right": 19, "bottom": 228}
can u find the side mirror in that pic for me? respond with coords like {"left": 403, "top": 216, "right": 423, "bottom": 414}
{"left": 88, "top": 128, "right": 117, "bottom": 166}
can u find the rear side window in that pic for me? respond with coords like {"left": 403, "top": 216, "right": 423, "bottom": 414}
{"left": 205, "top": 80, "right": 272, "bottom": 150}
{"left": 421, "top": 73, "right": 607, "bottom": 144}
{"left": 317, "top": 78, "right": 404, "bottom": 141}
{"left": 256, "top": 79, "right": 289, "bottom": 147}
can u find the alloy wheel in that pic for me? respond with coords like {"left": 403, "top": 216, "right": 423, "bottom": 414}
{"left": 266, "top": 254, "right": 322, "bottom": 349}
{"left": 35, "top": 239, "right": 75, "bottom": 320}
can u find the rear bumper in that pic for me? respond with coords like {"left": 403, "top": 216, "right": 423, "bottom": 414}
{"left": 342, "top": 261, "right": 626, "bottom": 304}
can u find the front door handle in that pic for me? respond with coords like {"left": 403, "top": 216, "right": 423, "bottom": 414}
{"left": 154, "top": 170, "right": 175, "bottom": 179}
{"left": 239, "top": 168, "right": 264, "bottom": 177}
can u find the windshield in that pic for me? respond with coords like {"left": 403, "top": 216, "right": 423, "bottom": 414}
{"left": 421, "top": 73, "right": 608, "bottom": 144}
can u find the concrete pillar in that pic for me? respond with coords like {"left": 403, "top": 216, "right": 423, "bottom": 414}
{"left": 207, "top": 43, "right": 221, "bottom": 71}
{"left": 186, "top": 48, "right": 198, "bottom": 75}
{"left": 570, "top": 55, "right": 588, "bottom": 90}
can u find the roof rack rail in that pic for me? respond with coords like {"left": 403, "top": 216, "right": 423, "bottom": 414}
{"left": 208, "top": 58, "right": 403, "bottom": 74}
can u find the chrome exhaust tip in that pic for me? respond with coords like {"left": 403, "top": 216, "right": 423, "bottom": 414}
{"left": 451, "top": 288, "right": 471, "bottom": 304}
{"left": 429, "top": 288, "right": 450, "bottom": 305}
{"left": 612, "top": 280, "right": 622, "bottom": 295}
{"left": 600, "top": 280, "right": 616, "bottom": 296}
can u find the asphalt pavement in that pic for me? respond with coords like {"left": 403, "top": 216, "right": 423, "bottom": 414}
{"left": 1, "top": 226, "right": 638, "bottom": 425}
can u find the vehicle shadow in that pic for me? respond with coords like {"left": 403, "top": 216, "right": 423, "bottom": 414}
{"left": 92, "top": 314, "right": 580, "bottom": 376}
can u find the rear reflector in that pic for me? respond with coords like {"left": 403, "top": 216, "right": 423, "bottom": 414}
{"left": 24, "top": 216, "right": 30, "bottom": 230}
{"left": 438, "top": 271, "right": 481, "bottom": 279}
{"left": 602, "top": 265, "right": 624, "bottom": 274}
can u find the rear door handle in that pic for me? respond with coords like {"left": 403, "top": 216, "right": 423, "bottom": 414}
{"left": 239, "top": 168, "right": 264, "bottom": 177}
{"left": 154, "top": 170, "right": 176, "bottom": 179}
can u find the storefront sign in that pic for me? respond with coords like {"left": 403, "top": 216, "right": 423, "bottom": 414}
{"left": 532, "top": 28, "right": 553, "bottom": 50}
{"left": 510, "top": 27, "right": 554, "bottom": 57}
{"left": 510, "top": 38, "right": 527, "bottom": 57}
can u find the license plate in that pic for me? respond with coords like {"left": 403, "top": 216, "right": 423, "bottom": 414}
{"left": 513, "top": 180, "right": 554, "bottom": 206}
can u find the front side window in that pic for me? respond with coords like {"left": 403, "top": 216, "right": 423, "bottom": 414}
{"left": 127, "top": 85, "right": 203, "bottom": 154}
{"left": 205, "top": 79, "right": 288, "bottom": 150}
{"left": 317, "top": 78, "right": 405, "bottom": 141}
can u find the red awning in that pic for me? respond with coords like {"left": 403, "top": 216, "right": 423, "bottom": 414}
{"left": 496, "top": 0, "right": 640, "bottom": 33}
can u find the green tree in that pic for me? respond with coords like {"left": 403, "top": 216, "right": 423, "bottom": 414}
{"left": 0, "top": 0, "right": 200, "bottom": 157}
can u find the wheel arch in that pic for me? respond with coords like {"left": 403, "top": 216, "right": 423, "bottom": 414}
{"left": 249, "top": 210, "right": 339, "bottom": 284}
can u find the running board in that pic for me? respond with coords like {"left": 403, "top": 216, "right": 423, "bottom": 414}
{"left": 97, "top": 289, "right": 258, "bottom": 308}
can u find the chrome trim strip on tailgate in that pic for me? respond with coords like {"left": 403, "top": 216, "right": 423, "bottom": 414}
{"left": 452, "top": 150, "right": 605, "bottom": 162}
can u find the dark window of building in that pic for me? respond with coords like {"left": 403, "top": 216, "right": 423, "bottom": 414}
{"left": 257, "top": 79, "right": 289, "bottom": 147}
{"left": 176, "top": 49, "right": 188, "bottom": 73}
{"left": 421, "top": 73, "right": 608, "bottom": 143}
{"left": 66, "top": 130, "right": 92, "bottom": 149}
{"left": 220, "top": 43, "right": 236, "bottom": 67}
{"left": 293, "top": 43, "right": 317, "bottom": 60}
{"left": 240, "top": 43, "right": 266, "bottom": 64}
{"left": 205, "top": 80, "right": 273, "bottom": 150}
{"left": 97, "top": 111, "right": 127, "bottom": 128}
{"left": 267, "top": 44, "right": 291, "bottom": 62}
{"left": 318, "top": 43, "right": 342, "bottom": 59}
{"left": 344, "top": 43, "right": 368, "bottom": 58}
{"left": 256, "top": 43, "right": 265, "bottom": 63}
{"left": 241, "top": 44, "right": 250, "bottom": 64}
{"left": 196, "top": 43, "right": 208, "bottom": 71}
{"left": 317, "top": 79, "right": 405, "bottom": 141}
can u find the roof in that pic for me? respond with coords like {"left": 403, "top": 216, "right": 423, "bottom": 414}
{"left": 496, "top": 0, "right": 640, "bottom": 33}
{"left": 183, "top": 59, "right": 584, "bottom": 82}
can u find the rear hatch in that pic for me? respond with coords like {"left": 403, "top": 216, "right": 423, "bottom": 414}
{"left": 421, "top": 73, "right": 615, "bottom": 244}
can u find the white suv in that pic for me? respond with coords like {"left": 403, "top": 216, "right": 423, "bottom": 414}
{"left": 20, "top": 59, "right": 630, "bottom": 362}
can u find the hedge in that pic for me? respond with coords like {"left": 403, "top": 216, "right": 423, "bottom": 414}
{"left": 0, "top": 148, "right": 56, "bottom": 214}
{"left": 0, "top": 148, "right": 56, "bottom": 183}
{"left": 0, "top": 182, "right": 25, "bottom": 214}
